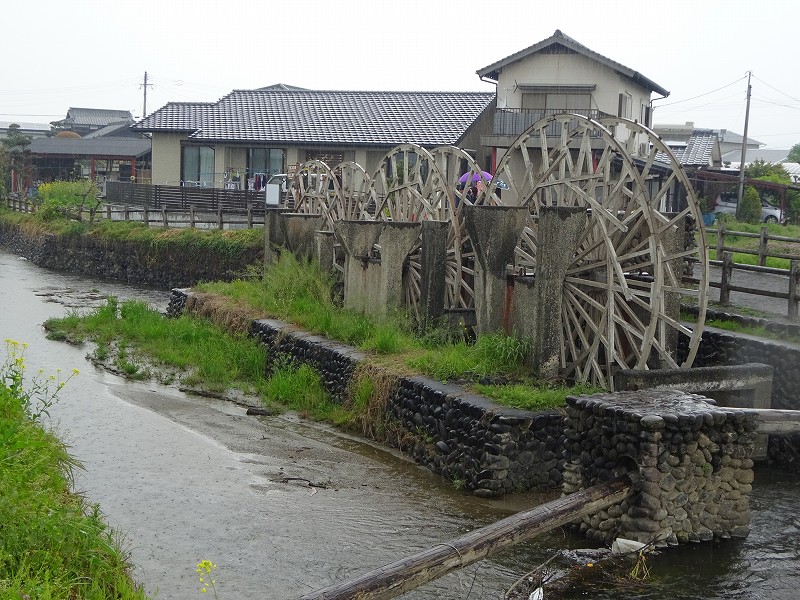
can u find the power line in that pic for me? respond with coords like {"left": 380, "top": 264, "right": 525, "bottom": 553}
{"left": 751, "top": 74, "right": 800, "bottom": 104}
{"left": 654, "top": 75, "right": 747, "bottom": 108}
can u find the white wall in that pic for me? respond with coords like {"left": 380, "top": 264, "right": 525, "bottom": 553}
{"left": 150, "top": 133, "right": 185, "bottom": 185}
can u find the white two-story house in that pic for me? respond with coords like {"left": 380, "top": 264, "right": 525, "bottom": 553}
{"left": 477, "top": 30, "right": 669, "bottom": 175}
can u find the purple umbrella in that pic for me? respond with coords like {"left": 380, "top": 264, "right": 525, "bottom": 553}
{"left": 458, "top": 171, "right": 493, "bottom": 185}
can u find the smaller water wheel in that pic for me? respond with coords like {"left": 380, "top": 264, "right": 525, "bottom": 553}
{"left": 290, "top": 160, "right": 341, "bottom": 231}
{"left": 370, "top": 144, "right": 450, "bottom": 318}
{"left": 492, "top": 114, "right": 708, "bottom": 389}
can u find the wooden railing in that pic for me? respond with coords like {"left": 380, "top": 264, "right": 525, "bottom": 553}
{"left": 713, "top": 220, "right": 800, "bottom": 266}
{"left": 105, "top": 181, "right": 270, "bottom": 213}
{"left": 713, "top": 252, "right": 800, "bottom": 320}
{"left": 103, "top": 204, "right": 265, "bottom": 229}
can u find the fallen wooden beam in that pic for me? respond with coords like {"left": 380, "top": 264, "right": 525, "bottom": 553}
{"left": 751, "top": 409, "right": 800, "bottom": 435}
{"left": 298, "top": 475, "right": 632, "bottom": 600}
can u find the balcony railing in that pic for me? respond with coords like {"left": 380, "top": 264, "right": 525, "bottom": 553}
{"left": 491, "top": 108, "right": 612, "bottom": 138}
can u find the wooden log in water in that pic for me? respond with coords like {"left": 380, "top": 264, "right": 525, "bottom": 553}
{"left": 298, "top": 475, "right": 632, "bottom": 600}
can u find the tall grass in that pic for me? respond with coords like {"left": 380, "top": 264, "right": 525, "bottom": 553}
{"left": 0, "top": 343, "right": 147, "bottom": 599}
{"left": 199, "top": 254, "right": 417, "bottom": 353}
{"left": 45, "top": 298, "right": 268, "bottom": 394}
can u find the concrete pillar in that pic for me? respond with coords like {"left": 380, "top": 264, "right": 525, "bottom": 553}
{"left": 463, "top": 205, "right": 529, "bottom": 334}
{"left": 418, "top": 220, "right": 449, "bottom": 327}
{"left": 377, "top": 222, "right": 422, "bottom": 317}
{"left": 263, "top": 207, "right": 288, "bottom": 268}
{"left": 528, "top": 207, "right": 587, "bottom": 378}
{"left": 314, "top": 230, "right": 336, "bottom": 276}
{"left": 333, "top": 220, "right": 384, "bottom": 314}
{"left": 282, "top": 213, "right": 324, "bottom": 261}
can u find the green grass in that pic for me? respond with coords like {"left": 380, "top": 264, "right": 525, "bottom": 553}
{"left": 476, "top": 381, "right": 601, "bottom": 411}
{"left": 45, "top": 297, "right": 268, "bottom": 395}
{"left": 0, "top": 345, "right": 148, "bottom": 599}
{"left": 705, "top": 220, "right": 800, "bottom": 269}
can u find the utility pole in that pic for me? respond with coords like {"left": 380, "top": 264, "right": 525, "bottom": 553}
{"left": 737, "top": 71, "right": 752, "bottom": 208}
{"left": 140, "top": 71, "right": 153, "bottom": 118}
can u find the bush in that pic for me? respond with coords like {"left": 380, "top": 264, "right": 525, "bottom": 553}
{"left": 36, "top": 180, "right": 101, "bottom": 222}
{"left": 738, "top": 186, "right": 761, "bottom": 224}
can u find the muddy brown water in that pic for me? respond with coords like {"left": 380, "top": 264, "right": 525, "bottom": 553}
{"left": 2, "top": 248, "right": 799, "bottom": 599}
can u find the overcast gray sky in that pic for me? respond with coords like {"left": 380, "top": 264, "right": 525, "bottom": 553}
{"left": 3, "top": 0, "right": 797, "bottom": 149}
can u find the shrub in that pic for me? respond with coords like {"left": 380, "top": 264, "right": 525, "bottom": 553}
{"left": 738, "top": 186, "right": 761, "bottom": 224}
{"left": 36, "top": 180, "right": 101, "bottom": 223}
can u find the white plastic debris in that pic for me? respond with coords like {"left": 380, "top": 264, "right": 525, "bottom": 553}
{"left": 528, "top": 586, "right": 544, "bottom": 600}
{"left": 611, "top": 537, "right": 648, "bottom": 556}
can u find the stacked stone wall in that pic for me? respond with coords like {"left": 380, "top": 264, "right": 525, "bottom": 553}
{"left": 679, "top": 313, "right": 800, "bottom": 468}
{"left": 0, "top": 220, "right": 262, "bottom": 289}
{"left": 169, "top": 289, "right": 565, "bottom": 497}
{"left": 563, "top": 391, "right": 757, "bottom": 545}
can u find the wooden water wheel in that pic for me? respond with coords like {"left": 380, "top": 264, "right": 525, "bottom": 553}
{"left": 370, "top": 144, "right": 449, "bottom": 317}
{"left": 491, "top": 114, "right": 708, "bottom": 389}
{"left": 290, "top": 160, "right": 341, "bottom": 231}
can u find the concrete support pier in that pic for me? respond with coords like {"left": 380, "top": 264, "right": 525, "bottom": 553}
{"left": 282, "top": 213, "right": 325, "bottom": 261}
{"left": 418, "top": 221, "right": 448, "bottom": 326}
{"left": 563, "top": 390, "right": 758, "bottom": 545}
{"left": 377, "top": 222, "right": 422, "bottom": 317}
{"left": 526, "top": 206, "right": 586, "bottom": 377}
{"left": 463, "top": 205, "right": 528, "bottom": 334}
{"left": 333, "top": 220, "right": 384, "bottom": 314}
{"left": 263, "top": 207, "right": 288, "bottom": 266}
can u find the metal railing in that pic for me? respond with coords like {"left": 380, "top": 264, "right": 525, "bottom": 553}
{"left": 491, "top": 108, "right": 610, "bottom": 137}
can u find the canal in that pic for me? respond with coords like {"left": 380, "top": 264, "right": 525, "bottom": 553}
{"left": 1, "top": 248, "right": 798, "bottom": 599}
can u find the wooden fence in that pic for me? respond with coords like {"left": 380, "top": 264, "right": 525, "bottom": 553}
{"left": 713, "top": 220, "right": 800, "bottom": 266}
{"left": 104, "top": 203, "right": 265, "bottom": 229}
{"left": 712, "top": 252, "right": 800, "bottom": 320}
{"left": 105, "top": 181, "right": 269, "bottom": 213}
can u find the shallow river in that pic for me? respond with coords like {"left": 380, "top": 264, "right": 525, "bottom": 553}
{"left": 1, "top": 249, "right": 798, "bottom": 599}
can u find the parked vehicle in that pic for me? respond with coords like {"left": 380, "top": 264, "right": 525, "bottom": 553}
{"left": 713, "top": 192, "right": 783, "bottom": 224}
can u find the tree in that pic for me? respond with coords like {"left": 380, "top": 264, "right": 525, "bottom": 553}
{"left": 788, "top": 143, "right": 800, "bottom": 164}
{"left": 0, "top": 124, "right": 33, "bottom": 195}
{"left": 738, "top": 185, "right": 761, "bottom": 224}
{"left": 744, "top": 159, "right": 789, "bottom": 182}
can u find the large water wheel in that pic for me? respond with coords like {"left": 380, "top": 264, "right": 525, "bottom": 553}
{"left": 490, "top": 114, "right": 708, "bottom": 389}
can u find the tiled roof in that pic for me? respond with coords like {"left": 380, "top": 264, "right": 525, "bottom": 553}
{"left": 83, "top": 120, "right": 138, "bottom": 139}
{"left": 476, "top": 30, "right": 669, "bottom": 97}
{"left": 660, "top": 129, "right": 718, "bottom": 167}
{"left": 63, "top": 108, "right": 134, "bottom": 127}
{"left": 27, "top": 137, "right": 151, "bottom": 158}
{"left": 714, "top": 129, "right": 763, "bottom": 148}
{"left": 133, "top": 90, "right": 495, "bottom": 147}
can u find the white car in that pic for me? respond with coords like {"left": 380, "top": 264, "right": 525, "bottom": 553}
{"left": 713, "top": 193, "right": 783, "bottom": 224}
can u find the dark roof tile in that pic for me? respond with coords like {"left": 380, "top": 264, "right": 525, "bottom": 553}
{"left": 133, "top": 90, "right": 495, "bottom": 146}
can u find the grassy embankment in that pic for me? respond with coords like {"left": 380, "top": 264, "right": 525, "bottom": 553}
{"left": 2, "top": 191, "right": 594, "bottom": 419}
{"left": 0, "top": 341, "right": 148, "bottom": 599}
{"left": 44, "top": 251, "right": 596, "bottom": 434}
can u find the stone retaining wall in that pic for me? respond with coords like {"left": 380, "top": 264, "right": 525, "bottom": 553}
{"left": 563, "top": 391, "right": 757, "bottom": 545}
{"left": 168, "top": 288, "right": 565, "bottom": 497}
{"left": 678, "top": 317, "right": 800, "bottom": 469}
{"left": 0, "top": 220, "right": 262, "bottom": 289}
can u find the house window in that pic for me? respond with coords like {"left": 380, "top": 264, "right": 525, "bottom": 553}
{"left": 618, "top": 93, "right": 633, "bottom": 119}
{"left": 522, "top": 92, "right": 590, "bottom": 113}
{"left": 248, "top": 148, "right": 285, "bottom": 178}
{"left": 181, "top": 146, "right": 215, "bottom": 186}
{"left": 641, "top": 103, "right": 651, "bottom": 127}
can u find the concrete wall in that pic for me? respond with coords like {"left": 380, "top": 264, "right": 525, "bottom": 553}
{"left": 150, "top": 132, "right": 185, "bottom": 185}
